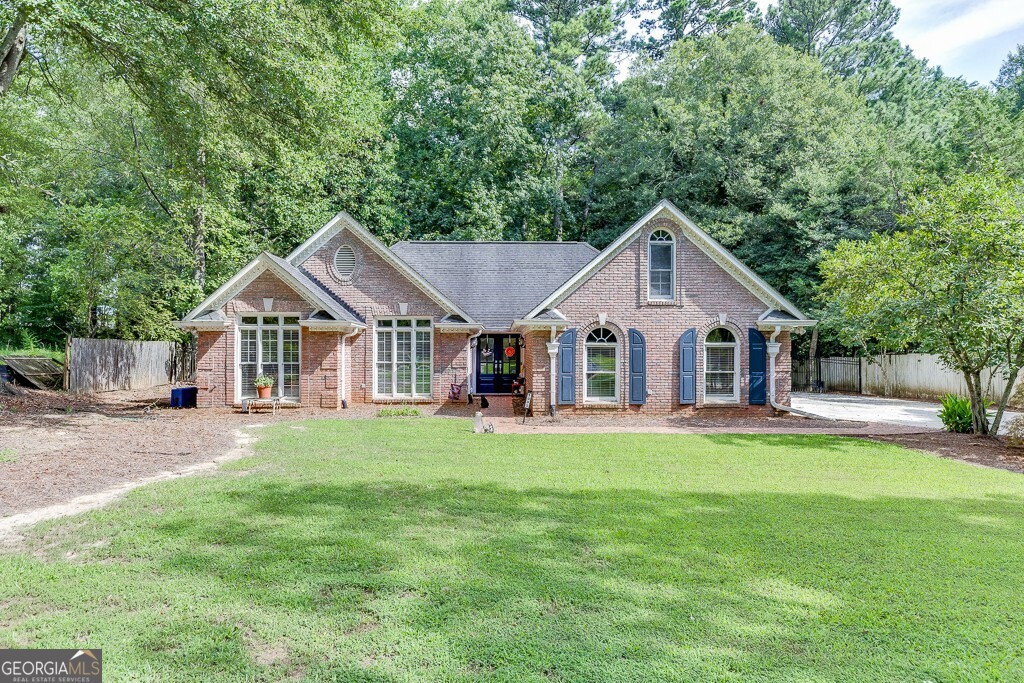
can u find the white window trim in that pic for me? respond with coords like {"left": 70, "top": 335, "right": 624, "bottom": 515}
{"left": 235, "top": 313, "right": 302, "bottom": 404}
{"left": 584, "top": 328, "right": 620, "bottom": 404}
{"left": 647, "top": 230, "right": 676, "bottom": 302}
{"left": 704, "top": 330, "right": 740, "bottom": 404}
{"left": 372, "top": 317, "right": 434, "bottom": 400}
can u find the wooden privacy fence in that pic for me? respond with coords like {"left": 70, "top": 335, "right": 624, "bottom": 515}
{"left": 67, "top": 338, "right": 196, "bottom": 394}
{"left": 794, "top": 353, "right": 1024, "bottom": 407}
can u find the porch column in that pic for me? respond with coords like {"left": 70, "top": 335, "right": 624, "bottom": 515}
{"left": 547, "top": 341, "right": 559, "bottom": 416}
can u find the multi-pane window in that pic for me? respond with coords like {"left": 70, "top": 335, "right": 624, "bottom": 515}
{"left": 648, "top": 230, "right": 675, "bottom": 300}
{"left": 585, "top": 327, "right": 619, "bottom": 402}
{"left": 375, "top": 318, "right": 432, "bottom": 398}
{"left": 238, "top": 315, "right": 301, "bottom": 401}
{"left": 704, "top": 327, "right": 738, "bottom": 402}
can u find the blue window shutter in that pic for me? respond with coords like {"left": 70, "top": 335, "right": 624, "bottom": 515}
{"left": 749, "top": 328, "right": 767, "bottom": 405}
{"left": 679, "top": 328, "right": 696, "bottom": 404}
{"left": 628, "top": 328, "right": 646, "bottom": 405}
{"left": 557, "top": 328, "right": 577, "bottom": 405}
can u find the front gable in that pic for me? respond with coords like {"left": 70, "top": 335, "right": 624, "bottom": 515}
{"left": 287, "top": 212, "right": 476, "bottom": 323}
{"left": 177, "top": 252, "right": 363, "bottom": 329}
{"left": 526, "top": 200, "right": 806, "bottom": 320}
{"left": 298, "top": 229, "right": 451, "bottom": 321}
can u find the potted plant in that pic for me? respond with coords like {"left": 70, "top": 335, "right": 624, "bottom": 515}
{"left": 253, "top": 374, "right": 275, "bottom": 399}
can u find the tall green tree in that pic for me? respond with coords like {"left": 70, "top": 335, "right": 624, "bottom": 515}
{"left": 628, "top": 0, "right": 759, "bottom": 58}
{"left": 590, "top": 25, "right": 897, "bottom": 312}
{"left": 508, "top": 0, "right": 624, "bottom": 239}
{"left": 765, "top": 0, "right": 899, "bottom": 78}
{"left": 390, "top": 0, "right": 547, "bottom": 240}
{"left": 820, "top": 170, "right": 1024, "bottom": 435}
{"left": 995, "top": 44, "right": 1024, "bottom": 114}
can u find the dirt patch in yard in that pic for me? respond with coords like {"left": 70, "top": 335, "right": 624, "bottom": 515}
{"left": 0, "top": 386, "right": 342, "bottom": 517}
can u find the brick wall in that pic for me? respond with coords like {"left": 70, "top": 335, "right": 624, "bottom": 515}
{"left": 521, "top": 330, "right": 555, "bottom": 412}
{"left": 299, "top": 232, "right": 470, "bottom": 405}
{"left": 196, "top": 212, "right": 795, "bottom": 413}
{"left": 528, "top": 209, "right": 795, "bottom": 414}
{"left": 196, "top": 232, "right": 475, "bottom": 407}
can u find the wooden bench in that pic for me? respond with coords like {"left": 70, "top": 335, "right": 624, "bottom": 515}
{"left": 243, "top": 398, "right": 281, "bottom": 415}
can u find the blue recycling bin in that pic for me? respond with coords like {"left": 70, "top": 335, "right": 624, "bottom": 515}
{"left": 170, "top": 386, "right": 198, "bottom": 408}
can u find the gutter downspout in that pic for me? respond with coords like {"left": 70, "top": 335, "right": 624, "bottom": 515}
{"left": 767, "top": 325, "right": 831, "bottom": 419}
{"left": 340, "top": 328, "right": 361, "bottom": 409}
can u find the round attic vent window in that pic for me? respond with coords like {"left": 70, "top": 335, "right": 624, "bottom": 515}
{"left": 334, "top": 245, "right": 356, "bottom": 280}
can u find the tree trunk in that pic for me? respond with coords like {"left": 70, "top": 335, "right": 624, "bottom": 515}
{"left": 190, "top": 148, "right": 207, "bottom": 290}
{"left": 553, "top": 194, "right": 563, "bottom": 242}
{"left": 0, "top": 14, "right": 28, "bottom": 97}
{"left": 991, "top": 365, "right": 1022, "bottom": 436}
{"left": 191, "top": 204, "right": 206, "bottom": 290}
{"left": 807, "top": 327, "right": 818, "bottom": 361}
{"left": 963, "top": 370, "right": 990, "bottom": 435}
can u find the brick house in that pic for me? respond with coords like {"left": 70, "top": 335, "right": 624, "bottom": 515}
{"left": 176, "top": 200, "right": 815, "bottom": 414}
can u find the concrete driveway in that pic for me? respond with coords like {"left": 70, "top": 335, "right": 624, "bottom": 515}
{"left": 791, "top": 392, "right": 1020, "bottom": 434}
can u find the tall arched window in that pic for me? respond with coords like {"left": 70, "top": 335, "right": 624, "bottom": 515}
{"left": 648, "top": 230, "right": 675, "bottom": 301}
{"left": 704, "top": 328, "right": 739, "bottom": 402}
{"left": 585, "top": 327, "right": 619, "bottom": 402}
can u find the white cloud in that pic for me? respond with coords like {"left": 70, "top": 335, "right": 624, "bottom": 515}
{"left": 754, "top": 0, "right": 1024, "bottom": 82}
{"left": 904, "top": 0, "right": 1024, "bottom": 63}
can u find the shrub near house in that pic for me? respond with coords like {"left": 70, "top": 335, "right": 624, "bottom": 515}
{"left": 176, "top": 201, "right": 815, "bottom": 413}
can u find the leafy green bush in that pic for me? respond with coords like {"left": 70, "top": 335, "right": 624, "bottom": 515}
{"left": 377, "top": 407, "right": 421, "bottom": 418}
{"left": 938, "top": 394, "right": 974, "bottom": 433}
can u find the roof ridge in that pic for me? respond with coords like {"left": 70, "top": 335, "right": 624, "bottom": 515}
{"left": 394, "top": 240, "right": 597, "bottom": 246}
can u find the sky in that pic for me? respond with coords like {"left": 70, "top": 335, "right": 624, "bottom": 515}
{"left": 755, "top": 0, "right": 1024, "bottom": 85}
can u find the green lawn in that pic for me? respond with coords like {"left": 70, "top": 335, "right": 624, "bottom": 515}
{"left": 3, "top": 419, "right": 1024, "bottom": 682}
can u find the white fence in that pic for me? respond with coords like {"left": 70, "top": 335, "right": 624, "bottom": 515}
{"left": 68, "top": 338, "right": 193, "bottom": 394}
{"left": 837, "top": 353, "right": 1022, "bottom": 407}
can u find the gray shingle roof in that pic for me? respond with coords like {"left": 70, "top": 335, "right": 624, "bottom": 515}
{"left": 762, "top": 310, "right": 799, "bottom": 321}
{"left": 390, "top": 241, "right": 599, "bottom": 329}
{"left": 532, "top": 309, "right": 567, "bottom": 321}
{"left": 192, "top": 310, "right": 227, "bottom": 323}
{"left": 264, "top": 253, "right": 363, "bottom": 324}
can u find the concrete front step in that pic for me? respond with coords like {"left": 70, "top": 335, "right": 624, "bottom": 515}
{"left": 471, "top": 393, "right": 517, "bottom": 417}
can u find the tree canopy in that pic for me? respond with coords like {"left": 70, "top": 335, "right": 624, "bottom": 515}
{"left": 819, "top": 170, "right": 1024, "bottom": 435}
{"left": 1, "top": 0, "right": 1022, "bottom": 354}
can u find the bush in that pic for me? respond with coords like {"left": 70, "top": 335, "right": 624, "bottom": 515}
{"left": 377, "top": 407, "right": 420, "bottom": 418}
{"left": 938, "top": 394, "right": 974, "bottom": 433}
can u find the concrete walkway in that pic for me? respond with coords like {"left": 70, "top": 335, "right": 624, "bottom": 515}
{"left": 792, "top": 392, "right": 1019, "bottom": 434}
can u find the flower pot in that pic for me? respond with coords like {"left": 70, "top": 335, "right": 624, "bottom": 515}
{"left": 257, "top": 386, "right": 273, "bottom": 399}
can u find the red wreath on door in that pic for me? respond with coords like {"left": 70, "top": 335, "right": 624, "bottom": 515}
{"left": 504, "top": 346, "right": 516, "bottom": 358}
